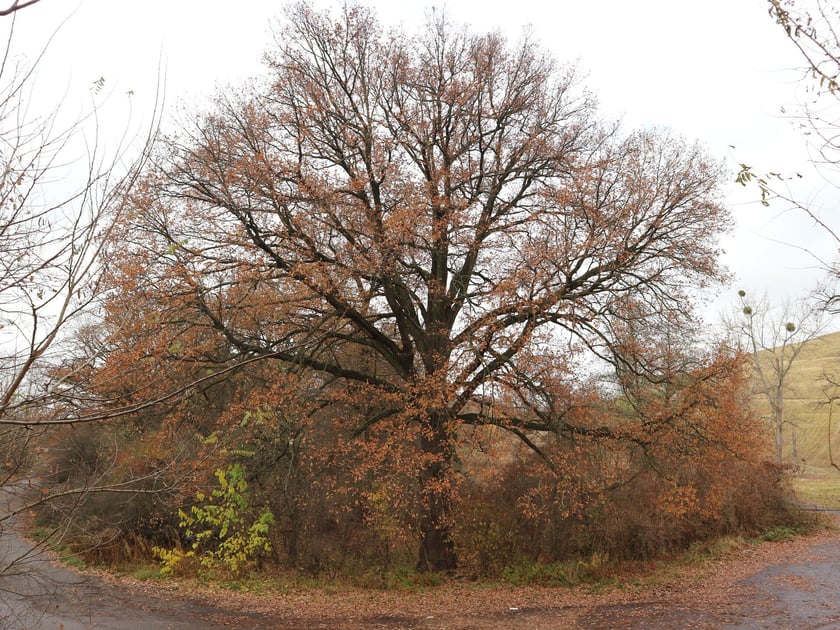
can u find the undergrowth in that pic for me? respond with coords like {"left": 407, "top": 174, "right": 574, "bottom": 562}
{"left": 41, "top": 521, "right": 824, "bottom": 596}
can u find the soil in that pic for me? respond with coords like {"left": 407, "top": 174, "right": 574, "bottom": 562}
{"left": 4, "top": 496, "right": 840, "bottom": 628}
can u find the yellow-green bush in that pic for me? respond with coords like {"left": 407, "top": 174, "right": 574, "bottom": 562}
{"left": 154, "top": 464, "right": 274, "bottom": 577}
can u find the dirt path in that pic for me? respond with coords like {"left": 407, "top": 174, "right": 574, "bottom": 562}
{"left": 3, "top": 493, "right": 840, "bottom": 629}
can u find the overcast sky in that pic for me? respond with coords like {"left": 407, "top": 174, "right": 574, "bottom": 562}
{"left": 7, "top": 0, "right": 838, "bottom": 324}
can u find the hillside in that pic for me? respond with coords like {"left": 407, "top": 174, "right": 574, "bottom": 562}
{"left": 752, "top": 329, "right": 840, "bottom": 469}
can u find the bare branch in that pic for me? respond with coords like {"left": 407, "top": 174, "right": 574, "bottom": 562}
{"left": 0, "top": 0, "right": 40, "bottom": 17}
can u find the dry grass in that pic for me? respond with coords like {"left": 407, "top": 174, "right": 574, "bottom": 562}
{"left": 789, "top": 465, "right": 840, "bottom": 508}
{"left": 749, "top": 330, "right": 840, "bottom": 507}
{"left": 753, "top": 330, "right": 840, "bottom": 470}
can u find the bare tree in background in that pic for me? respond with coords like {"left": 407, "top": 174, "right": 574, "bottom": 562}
{"left": 728, "top": 290, "right": 829, "bottom": 464}
{"left": 816, "top": 370, "right": 840, "bottom": 472}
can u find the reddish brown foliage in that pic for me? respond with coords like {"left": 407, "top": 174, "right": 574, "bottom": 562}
{"left": 58, "top": 4, "right": 775, "bottom": 574}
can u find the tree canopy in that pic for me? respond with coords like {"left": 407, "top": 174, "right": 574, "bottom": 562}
{"left": 106, "top": 3, "right": 732, "bottom": 571}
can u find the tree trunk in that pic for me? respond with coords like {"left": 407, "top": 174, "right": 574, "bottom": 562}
{"left": 417, "top": 494, "right": 456, "bottom": 572}
{"left": 416, "top": 412, "right": 457, "bottom": 572}
{"left": 774, "top": 411, "right": 784, "bottom": 465}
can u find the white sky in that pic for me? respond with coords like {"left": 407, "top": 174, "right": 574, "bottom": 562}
{"left": 7, "top": 0, "right": 839, "bottom": 326}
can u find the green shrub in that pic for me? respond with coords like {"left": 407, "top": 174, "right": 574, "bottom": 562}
{"left": 154, "top": 464, "right": 274, "bottom": 577}
{"left": 758, "top": 525, "right": 803, "bottom": 542}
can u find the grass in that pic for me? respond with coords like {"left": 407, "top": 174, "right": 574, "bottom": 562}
{"left": 750, "top": 330, "right": 840, "bottom": 509}
{"left": 501, "top": 552, "right": 612, "bottom": 588}
{"left": 130, "top": 565, "right": 164, "bottom": 580}
{"left": 753, "top": 330, "right": 840, "bottom": 468}
{"left": 755, "top": 525, "right": 805, "bottom": 542}
{"left": 683, "top": 535, "right": 747, "bottom": 563}
{"left": 791, "top": 472, "right": 840, "bottom": 508}
{"left": 25, "top": 525, "right": 87, "bottom": 570}
{"left": 57, "top": 548, "right": 86, "bottom": 569}
{"left": 27, "top": 526, "right": 54, "bottom": 542}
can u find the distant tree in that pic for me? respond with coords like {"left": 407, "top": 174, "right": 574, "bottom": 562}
{"left": 118, "top": 4, "right": 731, "bottom": 571}
{"left": 816, "top": 370, "right": 840, "bottom": 471}
{"left": 728, "top": 290, "right": 828, "bottom": 464}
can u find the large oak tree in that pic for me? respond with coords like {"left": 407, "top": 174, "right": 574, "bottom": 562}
{"left": 123, "top": 3, "right": 730, "bottom": 571}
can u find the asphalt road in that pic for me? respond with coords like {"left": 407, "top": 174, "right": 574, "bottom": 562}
{"left": 0, "top": 483, "right": 232, "bottom": 630}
